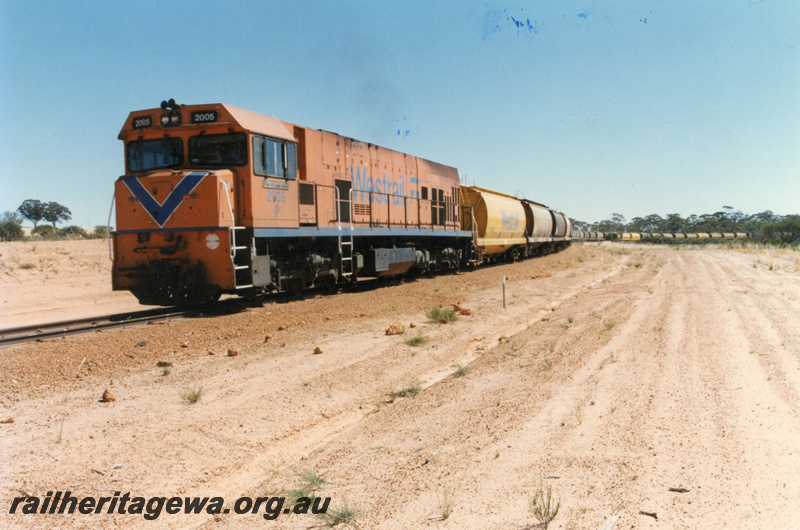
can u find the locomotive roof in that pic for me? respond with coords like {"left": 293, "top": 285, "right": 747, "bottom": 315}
{"left": 119, "top": 103, "right": 296, "bottom": 142}
{"left": 223, "top": 104, "right": 296, "bottom": 142}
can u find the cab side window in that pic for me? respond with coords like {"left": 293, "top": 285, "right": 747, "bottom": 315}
{"left": 253, "top": 135, "right": 297, "bottom": 180}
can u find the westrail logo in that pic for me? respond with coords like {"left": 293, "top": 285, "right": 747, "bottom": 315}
{"left": 352, "top": 164, "right": 415, "bottom": 205}
{"left": 501, "top": 210, "right": 520, "bottom": 231}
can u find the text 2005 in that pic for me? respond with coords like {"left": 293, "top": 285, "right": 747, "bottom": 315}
{"left": 266, "top": 190, "right": 286, "bottom": 203}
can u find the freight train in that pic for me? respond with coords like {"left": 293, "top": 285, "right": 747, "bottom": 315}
{"left": 618, "top": 232, "right": 749, "bottom": 241}
{"left": 112, "top": 100, "right": 591, "bottom": 306}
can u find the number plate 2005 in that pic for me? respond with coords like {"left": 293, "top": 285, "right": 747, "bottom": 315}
{"left": 191, "top": 110, "right": 218, "bottom": 124}
{"left": 132, "top": 115, "right": 152, "bottom": 129}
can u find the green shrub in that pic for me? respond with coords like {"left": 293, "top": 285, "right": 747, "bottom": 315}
{"left": 0, "top": 220, "right": 24, "bottom": 241}
{"left": 91, "top": 225, "right": 109, "bottom": 239}
{"left": 31, "top": 225, "right": 57, "bottom": 239}
{"left": 59, "top": 226, "right": 88, "bottom": 239}
{"left": 762, "top": 219, "right": 800, "bottom": 246}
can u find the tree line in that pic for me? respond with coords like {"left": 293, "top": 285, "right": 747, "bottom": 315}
{"left": 16, "top": 199, "right": 72, "bottom": 227}
{"left": 2, "top": 199, "right": 798, "bottom": 246}
{"left": 572, "top": 208, "right": 800, "bottom": 246}
{"left": 0, "top": 199, "right": 108, "bottom": 241}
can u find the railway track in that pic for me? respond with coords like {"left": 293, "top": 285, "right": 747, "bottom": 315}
{"left": 0, "top": 277, "right": 419, "bottom": 348}
{"left": 0, "top": 307, "right": 189, "bottom": 348}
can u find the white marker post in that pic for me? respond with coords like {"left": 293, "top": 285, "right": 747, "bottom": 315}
{"left": 503, "top": 276, "right": 506, "bottom": 309}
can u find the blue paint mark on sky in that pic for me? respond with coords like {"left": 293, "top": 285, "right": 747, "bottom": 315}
{"left": 395, "top": 116, "right": 413, "bottom": 137}
{"left": 509, "top": 15, "right": 536, "bottom": 31}
{"left": 488, "top": 9, "right": 538, "bottom": 36}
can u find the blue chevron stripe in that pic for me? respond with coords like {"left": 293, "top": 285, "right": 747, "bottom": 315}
{"left": 122, "top": 172, "right": 208, "bottom": 227}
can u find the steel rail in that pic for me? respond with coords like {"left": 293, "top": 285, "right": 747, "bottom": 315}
{"left": 0, "top": 307, "right": 188, "bottom": 348}
{"left": 0, "top": 273, "right": 452, "bottom": 348}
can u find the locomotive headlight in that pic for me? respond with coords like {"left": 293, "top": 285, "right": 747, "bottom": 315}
{"left": 160, "top": 112, "right": 182, "bottom": 126}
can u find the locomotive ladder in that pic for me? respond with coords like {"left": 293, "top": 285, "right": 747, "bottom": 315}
{"left": 463, "top": 204, "right": 481, "bottom": 265}
{"left": 230, "top": 226, "right": 254, "bottom": 289}
{"left": 338, "top": 233, "right": 354, "bottom": 278}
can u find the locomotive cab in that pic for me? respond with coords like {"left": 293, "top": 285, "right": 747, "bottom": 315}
{"left": 113, "top": 102, "right": 297, "bottom": 304}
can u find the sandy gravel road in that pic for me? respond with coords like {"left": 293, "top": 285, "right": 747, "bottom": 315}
{"left": 1, "top": 243, "right": 799, "bottom": 529}
{"left": 0, "top": 240, "right": 142, "bottom": 328}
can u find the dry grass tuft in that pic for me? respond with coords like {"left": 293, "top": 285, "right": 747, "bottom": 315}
{"left": 181, "top": 387, "right": 203, "bottom": 404}
{"left": 426, "top": 306, "right": 458, "bottom": 324}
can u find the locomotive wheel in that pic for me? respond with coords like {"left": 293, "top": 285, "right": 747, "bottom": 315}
{"left": 315, "top": 274, "right": 337, "bottom": 292}
{"left": 285, "top": 279, "right": 305, "bottom": 299}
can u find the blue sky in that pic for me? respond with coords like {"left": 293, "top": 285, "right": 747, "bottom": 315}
{"left": 1, "top": 1, "right": 798, "bottom": 227}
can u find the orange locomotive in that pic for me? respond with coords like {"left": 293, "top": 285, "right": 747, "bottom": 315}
{"left": 113, "top": 100, "right": 472, "bottom": 305}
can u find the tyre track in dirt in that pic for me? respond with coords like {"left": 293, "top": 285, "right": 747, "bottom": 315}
{"left": 710, "top": 254, "right": 800, "bottom": 414}
{"left": 210, "top": 247, "right": 800, "bottom": 529}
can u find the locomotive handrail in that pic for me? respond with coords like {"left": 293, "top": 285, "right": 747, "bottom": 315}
{"left": 363, "top": 190, "right": 460, "bottom": 231}
{"left": 106, "top": 191, "right": 115, "bottom": 262}
{"left": 221, "top": 180, "right": 235, "bottom": 225}
{"left": 460, "top": 203, "right": 479, "bottom": 258}
{"left": 303, "top": 182, "right": 342, "bottom": 227}
{"left": 298, "top": 182, "right": 464, "bottom": 232}
{"left": 220, "top": 180, "right": 242, "bottom": 271}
